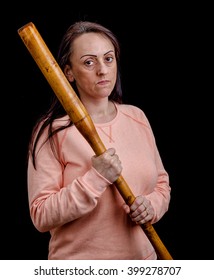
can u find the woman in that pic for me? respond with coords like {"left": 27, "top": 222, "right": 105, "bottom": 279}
{"left": 27, "top": 21, "right": 171, "bottom": 260}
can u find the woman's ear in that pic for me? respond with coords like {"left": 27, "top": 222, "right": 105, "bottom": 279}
{"left": 64, "top": 65, "right": 74, "bottom": 82}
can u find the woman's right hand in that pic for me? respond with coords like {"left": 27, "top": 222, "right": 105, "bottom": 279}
{"left": 91, "top": 147, "right": 122, "bottom": 183}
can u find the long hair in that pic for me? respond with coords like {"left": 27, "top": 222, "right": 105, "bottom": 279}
{"left": 29, "top": 21, "right": 123, "bottom": 168}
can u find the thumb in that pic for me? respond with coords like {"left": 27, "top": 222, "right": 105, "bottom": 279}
{"left": 122, "top": 203, "right": 130, "bottom": 214}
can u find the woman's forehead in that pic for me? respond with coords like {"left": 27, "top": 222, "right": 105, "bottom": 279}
{"left": 72, "top": 33, "right": 114, "bottom": 57}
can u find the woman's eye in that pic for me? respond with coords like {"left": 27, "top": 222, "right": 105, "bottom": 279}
{"left": 106, "top": 57, "right": 113, "bottom": 63}
{"left": 85, "top": 60, "right": 94, "bottom": 66}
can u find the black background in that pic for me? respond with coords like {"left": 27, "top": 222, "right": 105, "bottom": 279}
{"left": 3, "top": 7, "right": 212, "bottom": 260}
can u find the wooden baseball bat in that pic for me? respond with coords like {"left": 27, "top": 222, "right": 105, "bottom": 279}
{"left": 18, "top": 22, "right": 173, "bottom": 260}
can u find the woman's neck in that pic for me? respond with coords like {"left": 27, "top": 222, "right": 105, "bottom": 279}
{"left": 83, "top": 99, "right": 116, "bottom": 123}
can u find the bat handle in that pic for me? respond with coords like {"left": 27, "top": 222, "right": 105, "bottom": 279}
{"left": 114, "top": 175, "right": 173, "bottom": 260}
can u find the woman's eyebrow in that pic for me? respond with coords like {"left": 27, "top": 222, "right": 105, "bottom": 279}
{"left": 80, "top": 50, "right": 114, "bottom": 59}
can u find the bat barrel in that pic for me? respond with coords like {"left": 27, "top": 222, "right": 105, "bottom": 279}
{"left": 18, "top": 22, "right": 105, "bottom": 155}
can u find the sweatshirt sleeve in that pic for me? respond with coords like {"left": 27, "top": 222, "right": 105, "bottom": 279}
{"left": 134, "top": 106, "right": 171, "bottom": 224}
{"left": 27, "top": 136, "right": 111, "bottom": 233}
{"left": 145, "top": 146, "right": 171, "bottom": 224}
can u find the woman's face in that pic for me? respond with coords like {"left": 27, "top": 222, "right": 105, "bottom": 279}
{"left": 64, "top": 32, "right": 117, "bottom": 102}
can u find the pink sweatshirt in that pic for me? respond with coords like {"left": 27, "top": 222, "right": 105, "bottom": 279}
{"left": 27, "top": 103, "right": 171, "bottom": 260}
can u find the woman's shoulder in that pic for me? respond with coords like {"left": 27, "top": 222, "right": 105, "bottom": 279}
{"left": 116, "top": 103, "right": 155, "bottom": 138}
{"left": 53, "top": 115, "right": 71, "bottom": 127}
{"left": 117, "top": 103, "right": 149, "bottom": 124}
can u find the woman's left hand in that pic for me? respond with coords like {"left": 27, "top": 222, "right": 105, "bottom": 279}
{"left": 123, "top": 195, "right": 154, "bottom": 225}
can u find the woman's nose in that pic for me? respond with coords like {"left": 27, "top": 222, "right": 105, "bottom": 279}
{"left": 97, "top": 61, "right": 108, "bottom": 75}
